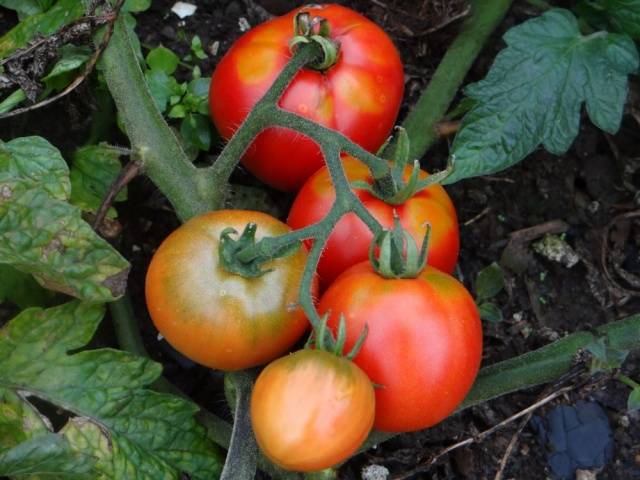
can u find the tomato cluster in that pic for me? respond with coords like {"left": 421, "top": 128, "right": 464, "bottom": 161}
{"left": 145, "top": 3, "right": 483, "bottom": 474}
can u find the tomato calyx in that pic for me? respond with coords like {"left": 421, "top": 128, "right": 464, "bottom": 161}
{"left": 369, "top": 214, "right": 431, "bottom": 279}
{"left": 306, "top": 313, "right": 368, "bottom": 361}
{"left": 353, "top": 127, "right": 456, "bottom": 205}
{"left": 219, "top": 223, "right": 299, "bottom": 278}
{"left": 289, "top": 11, "right": 340, "bottom": 71}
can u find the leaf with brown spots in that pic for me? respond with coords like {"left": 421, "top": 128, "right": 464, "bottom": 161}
{"left": 0, "top": 136, "right": 130, "bottom": 302}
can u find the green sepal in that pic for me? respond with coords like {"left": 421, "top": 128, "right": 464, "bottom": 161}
{"left": 218, "top": 223, "right": 300, "bottom": 278}
{"left": 369, "top": 214, "right": 431, "bottom": 279}
{"left": 356, "top": 128, "right": 455, "bottom": 205}
{"left": 289, "top": 11, "right": 340, "bottom": 71}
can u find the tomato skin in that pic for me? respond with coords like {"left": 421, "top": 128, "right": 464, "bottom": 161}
{"left": 319, "top": 263, "right": 482, "bottom": 432}
{"left": 145, "top": 210, "right": 316, "bottom": 371}
{"left": 288, "top": 155, "right": 460, "bottom": 288}
{"left": 251, "top": 349, "right": 375, "bottom": 471}
{"left": 209, "top": 4, "right": 404, "bottom": 191}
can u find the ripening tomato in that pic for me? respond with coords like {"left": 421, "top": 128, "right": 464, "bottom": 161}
{"left": 251, "top": 349, "right": 375, "bottom": 471}
{"left": 209, "top": 4, "right": 404, "bottom": 191}
{"left": 288, "top": 155, "right": 459, "bottom": 288}
{"left": 319, "top": 263, "right": 482, "bottom": 432}
{"left": 145, "top": 210, "right": 315, "bottom": 371}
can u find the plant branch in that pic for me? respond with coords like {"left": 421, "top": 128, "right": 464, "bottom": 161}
{"left": 220, "top": 371, "right": 258, "bottom": 480}
{"left": 102, "top": 16, "right": 216, "bottom": 221}
{"left": 401, "top": 0, "right": 514, "bottom": 159}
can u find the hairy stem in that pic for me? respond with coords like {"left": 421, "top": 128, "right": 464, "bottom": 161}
{"left": 220, "top": 371, "right": 258, "bottom": 480}
{"left": 101, "top": 17, "right": 212, "bottom": 221}
{"left": 401, "top": 0, "right": 514, "bottom": 159}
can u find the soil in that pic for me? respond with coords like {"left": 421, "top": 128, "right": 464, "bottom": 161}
{"left": 1, "top": 1, "right": 639, "bottom": 479}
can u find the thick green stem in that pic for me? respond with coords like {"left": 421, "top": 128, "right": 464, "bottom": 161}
{"left": 401, "top": 0, "right": 513, "bottom": 159}
{"left": 101, "top": 17, "right": 213, "bottom": 221}
{"left": 220, "top": 371, "right": 258, "bottom": 480}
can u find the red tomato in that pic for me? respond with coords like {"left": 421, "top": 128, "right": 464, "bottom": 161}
{"left": 319, "top": 263, "right": 482, "bottom": 432}
{"left": 209, "top": 4, "right": 404, "bottom": 191}
{"left": 145, "top": 210, "right": 316, "bottom": 371}
{"left": 251, "top": 349, "right": 375, "bottom": 471}
{"left": 288, "top": 155, "right": 459, "bottom": 288}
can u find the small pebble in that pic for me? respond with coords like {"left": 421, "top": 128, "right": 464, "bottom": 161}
{"left": 532, "top": 234, "right": 580, "bottom": 268}
{"left": 171, "top": 1, "right": 197, "bottom": 19}
{"left": 238, "top": 17, "right": 251, "bottom": 32}
{"left": 361, "top": 464, "right": 390, "bottom": 480}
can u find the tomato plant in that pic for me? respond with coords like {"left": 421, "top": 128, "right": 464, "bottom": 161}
{"left": 209, "top": 4, "right": 404, "bottom": 191}
{"left": 319, "top": 262, "right": 483, "bottom": 432}
{"left": 145, "top": 210, "right": 315, "bottom": 371}
{"left": 251, "top": 349, "right": 375, "bottom": 471}
{"left": 288, "top": 154, "right": 459, "bottom": 287}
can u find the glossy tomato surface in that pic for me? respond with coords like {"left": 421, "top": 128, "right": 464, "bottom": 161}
{"left": 251, "top": 349, "right": 375, "bottom": 471}
{"left": 319, "top": 263, "right": 482, "bottom": 432}
{"left": 145, "top": 210, "right": 314, "bottom": 371}
{"left": 210, "top": 4, "right": 404, "bottom": 191}
{"left": 288, "top": 155, "right": 459, "bottom": 288}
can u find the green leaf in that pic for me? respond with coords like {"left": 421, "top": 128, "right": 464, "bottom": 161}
{"left": 0, "top": 0, "right": 87, "bottom": 59}
{"left": 180, "top": 114, "right": 211, "bottom": 151}
{"left": 581, "top": 0, "right": 640, "bottom": 39}
{"left": 122, "top": 0, "right": 151, "bottom": 12}
{"left": 478, "top": 302, "right": 503, "bottom": 323}
{"left": 475, "top": 262, "right": 504, "bottom": 301}
{"left": 69, "top": 144, "right": 126, "bottom": 217}
{"left": 0, "top": 89, "right": 27, "bottom": 115}
{"left": 445, "top": 9, "right": 639, "bottom": 184}
{"left": 43, "top": 44, "right": 92, "bottom": 91}
{"left": 146, "top": 46, "right": 179, "bottom": 75}
{"left": 168, "top": 103, "right": 187, "bottom": 118}
{"left": 586, "top": 336, "right": 629, "bottom": 371}
{"left": 0, "top": 136, "right": 130, "bottom": 301}
{"left": 628, "top": 387, "right": 640, "bottom": 411}
{"left": 190, "top": 35, "right": 207, "bottom": 60}
{"left": 0, "top": 0, "right": 44, "bottom": 18}
{"left": 0, "top": 301, "right": 223, "bottom": 479}
{"left": 0, "top": 433, "right": 92, "bottom": 477}
{"left": 0, "top": 264, "right": 52, "bottom": 308}
{"left": 145, "top": 70, "right": 182, "bottom": 112}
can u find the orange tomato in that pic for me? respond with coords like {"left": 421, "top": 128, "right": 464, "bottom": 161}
{"left": 145, "top": 210, "right": 315, "bottom": 371}
{"left": 251, "top": 349, "right": 375, "bottom": 471}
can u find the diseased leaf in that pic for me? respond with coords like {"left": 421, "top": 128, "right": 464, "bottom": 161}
{"left": 0, "top": 388, "right": 51, "bottom": 450}
{"left": 445, "top": 9, "right": 639, "bottom": 184}
{"left": 69, "top": 144, "right": 126, "bottom": 217}
{"left": 0, "top": 265, "right": 52, "bottom": 308}
{"left": 0, "top": 433, "right": 92, "bottom": 478}
{"left": 0, "top": 0, "right": 87, "bottom": 59}
{"left": 0, "top": 136, "right": 130, "bottom": 301}
{"left": 0, "top": 301, "right": 224, "bottom": 479}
